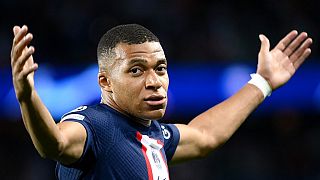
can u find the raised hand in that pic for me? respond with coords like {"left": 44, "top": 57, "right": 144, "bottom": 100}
{"left": 256, "top": 30, "right": 312, "bottom": 90}
{"left": 11, "top": 25, "right": 38, "bottom": 102}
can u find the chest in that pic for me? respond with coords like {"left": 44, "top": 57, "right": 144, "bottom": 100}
{"left": 96, "top": 128, "right": 169, "bottom": 180}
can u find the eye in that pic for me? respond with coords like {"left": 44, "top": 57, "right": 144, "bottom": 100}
{"left": 156, "top": 65, "right": 167, "bottom": 75}
{"left": 130, "top": 67, "right": 143, "bottom": 76}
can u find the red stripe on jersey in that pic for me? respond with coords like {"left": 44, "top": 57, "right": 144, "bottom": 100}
{"left": 159, "top": 150, "right": 170, "bottom": 180}
{"left": 157, "top": 140, "right": 164, "bottom": 146}
{"left": 142, "top": 145, "right": 153, "bottom": 180}
{"left": 136, "top": 131, "right": 153, "bottom": 180}
{"left": 136, "top": 131, "right": 142, "bottom": 141}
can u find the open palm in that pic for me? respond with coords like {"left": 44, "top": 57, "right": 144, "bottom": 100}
{"left": 256, "top": 31, "right": 312, "bottom": 90}
{"left": 11, "top": 25, "right": 38, "bottom": 101}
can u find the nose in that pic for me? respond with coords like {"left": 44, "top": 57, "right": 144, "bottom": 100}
{"left": 145, "top": 70, "right": 162, "bottom": 90}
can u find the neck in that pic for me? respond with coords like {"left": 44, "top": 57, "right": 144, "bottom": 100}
{"left": 101, "top": 93, "right": 152, "bottom": 127}
{"left": 133, "top": 117, "right": 152, "bottom": 127}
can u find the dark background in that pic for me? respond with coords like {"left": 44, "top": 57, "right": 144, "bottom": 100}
{"left": 1, "top": 0, "right": 320, "bottom": 179}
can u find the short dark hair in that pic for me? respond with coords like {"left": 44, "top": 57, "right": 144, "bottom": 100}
{"left": 97, "top": 24, "right": 159, "bottom": 71}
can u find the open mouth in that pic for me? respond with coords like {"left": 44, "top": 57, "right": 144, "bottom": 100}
{"left": 144, "top": 95, "right": 166, "bottom": 106}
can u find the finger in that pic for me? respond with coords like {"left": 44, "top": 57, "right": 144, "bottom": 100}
{"left": 13, "top": 26, "right": 20, "bottom": 36}
{"left": 12, "top": 33, "right": 33, "bottom": 66}
{"left": 11, "top": 25, "right": 28, "bottom": 64}
{"left": 274, "top": 30, "right": 298, "bottom": 51}
{"left": 290, "top": 38, "right": 313, "bottom": 63}
{"left": 21, "top": 63, "right": 38, "bottom": 78}
{"left": 14, "top": 46, "right": 35, "bottom": 73}
{"left": 16, "top": 33, "right": 33, "bottom": 54}
{"left": 11, "top": 26, "right": 21, "bottom": 64}
{"left": 293, "top": 48, "right": 311, "bottom": 69}
{"left": 283, "top": 32, "right": 308, "bottom": 57}
{"left": 259, "top": 34, "right": 270, "bottom": 54}
{"left": 12, "top": 25, "right": 28, "bottom": 46}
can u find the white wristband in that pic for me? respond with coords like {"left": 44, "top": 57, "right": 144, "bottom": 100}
{"left": 248, "top": 73, "right": 272, "bottom": 98}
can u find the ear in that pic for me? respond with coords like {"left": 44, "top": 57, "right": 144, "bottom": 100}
{"left": 98, "top": 72, "right": 113, "bottom": 92}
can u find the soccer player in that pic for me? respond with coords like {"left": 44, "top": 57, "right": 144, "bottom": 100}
{"left": 10, "top": 24, "right": 312, "bottom": 179}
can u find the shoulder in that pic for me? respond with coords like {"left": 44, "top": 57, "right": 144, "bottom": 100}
{"left": 60, "top": 104, "right": 110, "bottom": 123}
{"left": 159, "top": 123, "right": 180, "bottom": 141}
{"left": 60, "top": 104, "right": 118, "bottom": 137}
{"left": 150, "top": 121, "right": 179, "bottom": 142}
{"left": 60, "top": 105, "right": 89, "bottom": 122}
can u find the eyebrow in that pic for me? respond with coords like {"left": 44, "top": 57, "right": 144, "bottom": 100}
{"left": 128, "top": 58, "right": 148, "bottom": 65}
{"left": 157, "top": 59, "right": 167, "bottom": 65}
{"left": 128, "top": 58, "right": 167, "bottom": 66}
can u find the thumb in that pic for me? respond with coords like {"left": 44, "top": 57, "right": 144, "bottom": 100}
{"left": 259, "top": 34, "right": 270, "bottom": 54}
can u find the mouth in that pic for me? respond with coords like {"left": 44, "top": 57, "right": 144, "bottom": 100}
{"left": 144, "top": 95, "right": 166, "bottom": 106}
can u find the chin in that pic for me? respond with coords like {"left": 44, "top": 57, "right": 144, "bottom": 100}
{"left": 142, "top": 109, "right": 166, "bottom": 120}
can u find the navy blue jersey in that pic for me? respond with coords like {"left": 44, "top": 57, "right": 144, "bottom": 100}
{"left": 55, "top": 104, "right": 180, "bottom": 180}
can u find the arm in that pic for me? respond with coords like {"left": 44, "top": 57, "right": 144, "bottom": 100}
{"left": 11, "top": 25, "right": 86, "bottom": 165}
{"left": 171, "top": 30, "right": 312, "bottom": 163}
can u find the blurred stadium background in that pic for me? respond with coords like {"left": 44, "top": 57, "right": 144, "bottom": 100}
{"left": 0, "top": 0, "right": 319, "bottom": 179}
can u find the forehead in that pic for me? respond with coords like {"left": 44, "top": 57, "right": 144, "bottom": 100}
{"left": 113, "top": 42, "right": 166, "bottom": 62}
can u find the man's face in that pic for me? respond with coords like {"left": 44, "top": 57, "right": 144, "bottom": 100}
{"left": 108, "top": 41, "right": 169, "bottom": 120}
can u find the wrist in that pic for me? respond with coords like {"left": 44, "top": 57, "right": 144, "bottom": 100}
{"left": 248, "top": 73, "right": 272, "bottom": 99}
{"left": 16, "top": 87, "right": 36, "bottom": 103}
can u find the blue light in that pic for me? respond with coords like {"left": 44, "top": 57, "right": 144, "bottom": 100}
{"left": 1, "top": 62, "right": 319, "bottom": 121}
{"left": 220, "top": 64, "right": 253, "bottom": 98}
{"left": 3, "top": 64, "right": 100, "bottom": 120}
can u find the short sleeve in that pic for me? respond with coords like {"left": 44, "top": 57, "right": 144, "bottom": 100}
{"left": 59, "top": 111, "right": 96, "bottom": 168}
{"left": 160, "top": 123, "right": 180, "bottom": 162}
